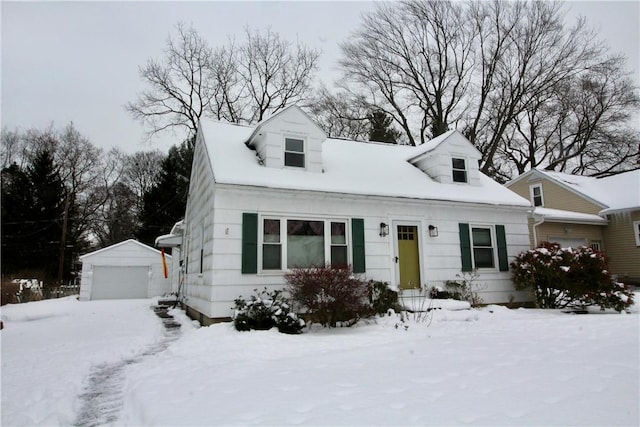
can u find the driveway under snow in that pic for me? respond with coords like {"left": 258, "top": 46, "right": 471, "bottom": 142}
{"left": 1, "top": 296, "right": 638, "bottom": 426}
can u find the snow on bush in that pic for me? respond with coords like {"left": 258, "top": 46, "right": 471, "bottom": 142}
{"left": 232, "top": 288, "right": 305, "bottom": 334}
{"left": 511, "top": 242, "right": 634, "bottom": 311}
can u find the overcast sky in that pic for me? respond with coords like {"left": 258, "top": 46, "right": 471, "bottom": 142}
{"left": 2, "top": 1, "right": 639, "bottom": 155}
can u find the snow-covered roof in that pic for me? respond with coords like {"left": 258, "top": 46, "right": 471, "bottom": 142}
{"left": 198, "top": 119, "right": 530, "bottom": 208}
{"left": 408, "top": 129, "right": 482, "bottom": 161}
{"left": 80, "top": 239, "right": 168, "bottom": 259}
{"left": 538, "top": 169, "right": 640, "bottom": 214}
{"left": 532, "top": 207, "right": 608, "bottom": 224}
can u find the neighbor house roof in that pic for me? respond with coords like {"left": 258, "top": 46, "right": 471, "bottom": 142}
{"left": 537, "top": 169, "right": 639, "bottom": 214}
{"left": 198, "top": 119, "right": 530, "bottom": 208}
{"left": 80, "top": 239, "right": 167, "bottom": 260}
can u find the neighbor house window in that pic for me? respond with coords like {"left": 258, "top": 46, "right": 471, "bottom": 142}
{"left": 590, "top": 240, "right": 602, "bottom": 252}
{"left": 634, "top": 221, "right": 640, "bottom": 247}
{"left": 530, "top": 184, "right": 544, "bottom": 207}
{"left": 452, "top": 158, "right": 467, "bottom": 183}
{"left": 258, "top": 218, "right": 349, "bottom": 271}
{"left": 284, "top": 138, "right": 305, "bottom": 168}
{"left": 471, "top": 226, "right": 495, "bottom": 269}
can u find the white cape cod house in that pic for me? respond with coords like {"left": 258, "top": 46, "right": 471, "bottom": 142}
{"left": 158, "top": 106, "right": 531, "bottom": 324}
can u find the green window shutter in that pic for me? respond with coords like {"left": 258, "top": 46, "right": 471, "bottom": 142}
{"left": 459, "top": 223, "right": 473, "bottom": 272}
{"left": 241, "top": 213, "right": 258, "bottom": 274}
{"left": 496, "top": 224, "right": 509, "bottom": 272}
{"left": 351, "top": 218, "right": 366, "bottom": 273}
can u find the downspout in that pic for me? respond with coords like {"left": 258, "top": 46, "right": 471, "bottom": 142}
{"left": 532, "top": 214, "right": 544, "bottom": 248}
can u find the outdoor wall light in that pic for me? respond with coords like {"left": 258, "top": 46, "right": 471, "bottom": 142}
{"left": 428, "top": 224, "right": 439, "bottom": 237}
{"left": 379, "top": 222, "right": 389, "bottom": 237}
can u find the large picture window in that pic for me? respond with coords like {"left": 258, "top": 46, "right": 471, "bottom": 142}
{"left": 259, "top": 217, "right": 349, "bottom": 271}
{"left": 471, "top": 226, "right": 495, "bottom": 269}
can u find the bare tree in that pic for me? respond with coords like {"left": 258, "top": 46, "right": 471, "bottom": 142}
{"left": 336, "top": 0, "right": 638, "bottom": 179}
{"left": 128, "top": 23, "right": 321, "bottom": 139}
{"left": 308, "top": 87, "right": 372, "bottom": 141}
{"left": 120, "top": 149, "right": 164, "bottom": 207}
{"left": 1, "top": 128, "right": 28, "bottom": 169}
{"left": 126, "top": 23, "right": 215, "bottom": 141}
{"left": 504, "top": 55, "right": 640, "bottom": 176}
{"left": 238, "top": 27, "right": 320, "bottom": 123}
{"left": 340, "top": 0, "right": 475, "bottom": 145}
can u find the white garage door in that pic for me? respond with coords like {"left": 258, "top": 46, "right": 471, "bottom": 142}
{"left": 550, "top": 237, "right": 588, "bottom": 249}
{"left": 91, "top": 266, "right": 149, "bottom": 300}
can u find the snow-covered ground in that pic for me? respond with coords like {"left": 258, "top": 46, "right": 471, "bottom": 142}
{"left": 1, "top": 295, "right": 638, "bottom": 426}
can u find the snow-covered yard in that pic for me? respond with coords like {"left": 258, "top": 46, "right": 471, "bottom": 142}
{"left": 1, "top": 295, "right": 638, "bottom": 426}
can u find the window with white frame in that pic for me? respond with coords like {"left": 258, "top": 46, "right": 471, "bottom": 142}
{"left": 284, "top": 137, "right": 305, "bottom": 168}
{"left": 530, "top": 184, "right": 544, "bottom": 207}
{"left": 471, "top": 226, "right": 495, "bottom": 269}
{"left": 590, "top": 240, "right": 602, "bottom": 252}
{"left": 260, "top": 218, "right": 349, "bottom": 271}
{"left": 634, "top": 221, "right": 640, "bottom": 247}
{"left": 452, "top": 158, "right": 467, "bottom": 183}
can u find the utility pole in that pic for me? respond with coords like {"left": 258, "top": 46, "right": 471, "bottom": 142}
{"left": 57, "top": 195, "right": 70, "bottom": 285}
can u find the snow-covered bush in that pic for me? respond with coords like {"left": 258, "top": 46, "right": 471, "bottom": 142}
{"left": 285, "top": 266, "right": 370, "bottom": 327}
{"left": 511, "top": 242, "right": 634, "bottom": 311}
{"left": 367, "top": 280, "right": 400, "bottom": 315}
{"left": 442, "top": 272, "right": 485, "bottom": 307}
{"left": 232, "top": 288, "right": 305, "bottom": 334}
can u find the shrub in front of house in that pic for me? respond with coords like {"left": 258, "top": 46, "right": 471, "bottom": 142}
{"left": 367, "top": 280, "right": 400, "bottom": 315}
{"left": 511, "top": 242, "right": 634, "bottom": 311}
{"left": 232, "top": 288, "right": 305, "bottom": 334}
{"left": 285, "top": 265, "right": 370, "bottom": 327}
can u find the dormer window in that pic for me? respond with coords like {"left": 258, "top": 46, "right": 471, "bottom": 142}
{"left": 452, "top": 158, "right": 467, "bottom": 183}
{"left": 284, "top": 137, "right": 305, "bottom": 168}
{"left": 530, "top": 184, "right": 544, "bottom": 207}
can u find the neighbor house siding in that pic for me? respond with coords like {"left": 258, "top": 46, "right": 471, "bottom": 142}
{"left": 603, "top": 210, "right": 640, "bottom": 283}
{"left": 535, "top": 222, "right": 605, "bottom": 249}
{"left": 508, "top": 177, "right": 603, "bottom": 214}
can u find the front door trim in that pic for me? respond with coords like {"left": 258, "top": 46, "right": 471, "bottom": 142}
{"left": 392, "top": 220, "right": 423, "bottom": 290}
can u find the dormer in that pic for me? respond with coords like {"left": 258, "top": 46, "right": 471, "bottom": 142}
{"left": 408, "top": 130, "right": 482, "bottom": 186}
{"left": 245, "top": 105, "right": 326, "bottom": 173}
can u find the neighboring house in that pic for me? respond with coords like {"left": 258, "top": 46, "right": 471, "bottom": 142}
{"left": 79, "top": 239, "right": 172, "bottom": 300}
{"left": 506, "top": 169, "right": 640, "bottom": 285}
{"left": 161, "top": 106, "right": 531, "bottom": 324}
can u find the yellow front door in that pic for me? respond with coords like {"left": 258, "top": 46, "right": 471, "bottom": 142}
{"left": 398, "top": 225, "right": 421, "bottom": 289}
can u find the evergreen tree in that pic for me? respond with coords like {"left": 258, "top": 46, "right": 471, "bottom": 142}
{"left": 368, "top": 109, "right": 401, "bottom": 144}
{"left": 137, "top": 138, "right": 194, "bottom": 246}
{"left": 26, "top": 149, "right": 67, "bottom": 283}
{"left": 1, "top": 163, "right": 34, "bottom": 274}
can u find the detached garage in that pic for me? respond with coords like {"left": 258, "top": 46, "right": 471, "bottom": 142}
{"left": 79, "top": 239, "right": 171, "bottom": 301}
